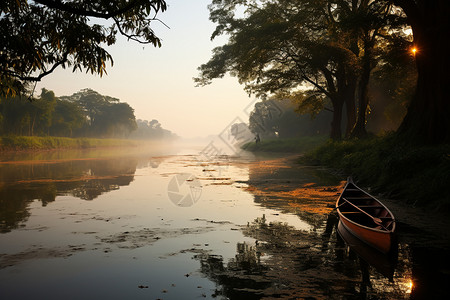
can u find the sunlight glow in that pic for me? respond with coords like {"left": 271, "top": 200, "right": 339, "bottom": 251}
{"left": 407, "top": 279, "right": 414, "bottom": 293}
{"left": 411, "top": 47, "right": 417, "bottom": 55}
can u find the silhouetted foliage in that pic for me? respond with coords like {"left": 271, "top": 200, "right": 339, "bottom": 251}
{"left": 248, "top": 99, "right": 330, "bottom": 139}
{"left": 196, "top": 0, "right": 410, "bottom": 140}
{"left": 0, "top": 88, "right": 140, "bottom": 138}
{"left": 0, "top": 0, "right": 167, "bottom": 97}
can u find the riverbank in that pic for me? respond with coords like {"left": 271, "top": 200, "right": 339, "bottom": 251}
{"left": 302, "top": 136, "right": 450, "bottom": 211}
{"left": 242, "top": 135, "right": 450, "bottom": 212}
{"left": 241, "top": 135, "right": 328, "bottom": 153}
{"left": 0, "top": 136, "right": 140, "bottom": 151}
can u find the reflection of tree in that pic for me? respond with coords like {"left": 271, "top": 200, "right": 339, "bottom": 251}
{"left": 0, "top": 158, "right": 137, "bottom": 233}
{"left": 195, "top": 215, "right": 413, "bottom": 299}
{"left": 194, "top": 240, "right": 270, "bottom": 300}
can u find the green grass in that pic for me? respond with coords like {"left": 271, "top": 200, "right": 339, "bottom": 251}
{"left": 301, "top": 135, "right": 450, "bottom": 211}
{"left": 241, "top": 135, "right": 328, "bottom": 153}
{"left": 0, "top": 136, "right": 139, "bottom": 151}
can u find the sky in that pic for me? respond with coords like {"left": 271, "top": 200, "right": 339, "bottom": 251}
{"left": 35, "top": 0, "right": 254, "bottom": 139}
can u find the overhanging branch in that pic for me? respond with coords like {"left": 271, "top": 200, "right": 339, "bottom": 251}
{"left": 11, "top": 52, "right": 69, "bottom": 82}
{"left": 33, "top": 0, "right": 166, "bottom": 19}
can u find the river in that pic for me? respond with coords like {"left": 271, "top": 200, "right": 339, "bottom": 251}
{"left": 0, "top": 144, "right": 448, "bottom": 299}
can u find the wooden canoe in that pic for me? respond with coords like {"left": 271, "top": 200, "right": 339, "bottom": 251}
{"left": 336, "top": 177, "right": 396, "bottom": 254}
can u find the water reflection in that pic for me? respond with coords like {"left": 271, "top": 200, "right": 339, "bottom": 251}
{"left": 0, "top": 150, "right": 165, "bottom": 233}
{"left": 337, "top": 220, "right": 398, "bottom": 280}
{"left": 195, "top": 241, "right": 270, "bottom": 300}
{"left": 194, "top": 213, "right": 417, "bottom": 299}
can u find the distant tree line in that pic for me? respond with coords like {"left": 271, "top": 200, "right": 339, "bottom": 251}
{"left": 0, "top": 88, "right": 175, "bottom": 139}
{"left": 130, "top": 119, "right": 177, "bottom": 140}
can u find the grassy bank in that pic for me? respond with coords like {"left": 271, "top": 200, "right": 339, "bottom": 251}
{"left": 242, "top": 135, "right": 328, "bottom": 153}
{"left": 301, "top": 135, "right": 450, "bottom": 211}
{"left": 0, "top": 136, "right": 139, "bottom": 151}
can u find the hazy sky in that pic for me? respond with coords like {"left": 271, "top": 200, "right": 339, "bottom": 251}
{"left": 36, "top": 0, "right": 253, "bottom": 138}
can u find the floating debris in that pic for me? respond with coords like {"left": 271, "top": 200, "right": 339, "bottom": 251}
{"left": 137, "top": 285, "right": 148, "bottom": 289}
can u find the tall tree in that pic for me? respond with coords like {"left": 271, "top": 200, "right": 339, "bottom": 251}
{"left": 50, "top": 98, "right": 86, "bottom": 137}
{"left": 392, "top": 0, "right": 450, "bottom": 144}
{"left": 0, "top": 0, "right": 167, "bottom": 97}
{"left": 196, "top": 0, "right": 360, "bottom": 140}
{"left": 332, "top": 0, "right": 404, "bottom": 138}
{"left": 61, "top": 88, "right": 137, "bottom": 137}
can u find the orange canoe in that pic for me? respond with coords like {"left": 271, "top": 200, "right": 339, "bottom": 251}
{"left": 336, "top": 177, "right": 396, "bottom": 254}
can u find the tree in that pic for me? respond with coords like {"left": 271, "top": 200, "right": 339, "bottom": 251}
{"left": 249, "top": 98, "right": 330, "bottom": 138}
{"left": 368, "top": 35, "right": 417, "bottom": 133}
{"left": 50, "top": 98, "right": 86, "bottom": 137}
{"left": 392, "top": 0, "right": 450, "bottom": 144}
{"left": 0, "top": 89, "right": 55, "bottom": 135}
{"left": 331, "top": 0, "right": 406, "bottom": 138}
{"left": 129, "top": 119, "right": 177, "bottom": 140}
{"left": 0, "top": 0, "right": 167, "bottom": 97}
{"left": 30, "top": 88, "right": 56, "bottom": 135}
{"left": 61, "top": 88, "right": 137, "bottom": 137}
{"left": 196, "top": 0, "right": 361, "bottom": 140}
{"left": 94, "top": 102, "right": 137, "bottom": 137}
{"left": 196, "top": 0, "right": 408, "bottom": 140}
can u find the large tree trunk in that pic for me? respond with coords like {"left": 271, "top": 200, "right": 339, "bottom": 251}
{"left": 351, "top": 48, "right": 372, "bottom": 139}
{"left": 395, "top": 0, "right": 450, "bottom": 144}
{"left": 330, "top": 97, "right": 344, "bottom": 140}
{"left": 344, "top": 80, "right": 357, "bottom": 137}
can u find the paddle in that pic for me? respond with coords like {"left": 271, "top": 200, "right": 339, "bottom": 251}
{"left": 341, "top": 197, "right": 388, "bottom": 230}
{"left": 333, "top": 201, "right": 348, "bottom": 211}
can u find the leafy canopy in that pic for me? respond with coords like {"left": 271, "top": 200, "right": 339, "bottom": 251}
{"left": 0, "top": 0, "right": 167, "bottom": 97}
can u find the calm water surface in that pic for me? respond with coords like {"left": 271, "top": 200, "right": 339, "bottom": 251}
{"left": 0, "top": 145, "right": 448, "bottom": 299}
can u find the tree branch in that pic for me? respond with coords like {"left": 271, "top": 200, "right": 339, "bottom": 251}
{"left": 13, "top": 52, "right": 69, "bottom": 82}
{"left": 33, "top": 0, "right": 166, "bottom": 19}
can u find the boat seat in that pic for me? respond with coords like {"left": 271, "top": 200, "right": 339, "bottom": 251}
{"left": 356, "top": 205, "right": 384, "bottom": 208}
{"left": 344, "top": 196, "right": 373, "bottom": 200}
{"left": 340, "top": 211, "right": 362, "bottom": 214}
